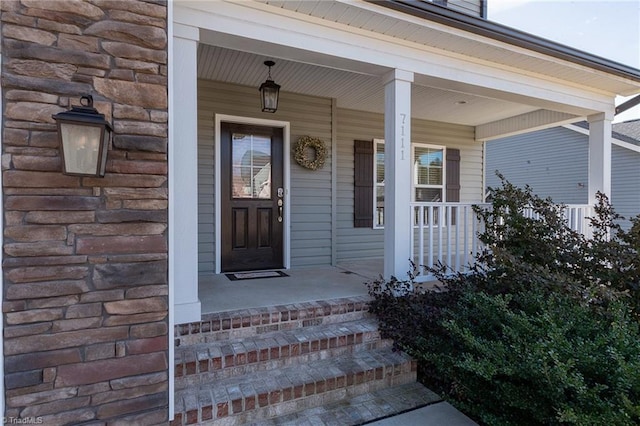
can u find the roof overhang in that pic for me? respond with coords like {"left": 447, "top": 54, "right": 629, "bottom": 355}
{"left": 174, "top": 0, "right": 640, "bottom": 140}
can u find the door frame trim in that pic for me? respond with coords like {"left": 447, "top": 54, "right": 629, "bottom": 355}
{"left": 214, "top": 114, "right": 291, "bottom": 274}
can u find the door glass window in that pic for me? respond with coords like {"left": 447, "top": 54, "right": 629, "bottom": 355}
{"left": 232, "top": 133, "right": 272, "bottom": 199}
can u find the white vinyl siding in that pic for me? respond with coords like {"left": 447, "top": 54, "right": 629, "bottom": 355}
{"left": 486, "top": 127, "right": 589, "bottom": 205}
{"left": 198, "top": 80, "right": 333, "bottom": 274}
{"left": 337, "top": 108, "right": 481, "bottom": 262}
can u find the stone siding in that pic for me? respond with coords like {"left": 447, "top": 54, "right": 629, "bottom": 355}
{"left": 1, "top": 0, "right": 169, "bottom": 423}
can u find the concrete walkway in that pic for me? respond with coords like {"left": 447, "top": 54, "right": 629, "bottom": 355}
{"left": 368, "top": 401, "right": 478, "bottom": 425}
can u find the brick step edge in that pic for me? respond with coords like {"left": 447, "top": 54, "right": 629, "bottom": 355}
{"left": 176, "top": 296, "right": 372, "bottom": 346}
{"left": 175, "top": 340, "right": 394, "bottom": 390}
{"left": 175, "top": 317, "right": 386, "bottom": 383}
{"left": 171, "top": 347, "right": 417, "bottom": 425}
{"left": 249, "top": 381, "right": 443, "bottom": 426}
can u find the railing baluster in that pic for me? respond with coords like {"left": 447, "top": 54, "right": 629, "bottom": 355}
{"left": 427, "top": 205, "right": 433, "bottom": 270}
{"left": 446, "top": 205, "right": 451, "bottom": 268}
{"left": 437, "top": 206, "right": 443, "bottom": 264}
{"left": 418, "top": 205, "right": 424, "bottom": 273}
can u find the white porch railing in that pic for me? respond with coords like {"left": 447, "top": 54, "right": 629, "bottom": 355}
{"left": 521, "top": 204, "right": 594, "bottom": 238}
{"left": 410, "top": 202, "right": 594, "bottom": 281}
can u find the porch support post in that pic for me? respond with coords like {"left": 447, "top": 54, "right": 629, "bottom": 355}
{"left": 383, "top": 69, "right": 414, "bottom": 280}
{"left": 171, "top": 23, "right": 201, "bottom": 324}
{"left": 587, "top": 112, "right": 613, "bottom": 206}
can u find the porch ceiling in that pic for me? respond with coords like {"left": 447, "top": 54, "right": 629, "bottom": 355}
{"left": 197, "top": 44, "right": 535, "bottom": 126}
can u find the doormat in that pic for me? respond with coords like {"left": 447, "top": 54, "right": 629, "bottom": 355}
{"left": 225, "top": 270, "right": 289, "bottom": 281}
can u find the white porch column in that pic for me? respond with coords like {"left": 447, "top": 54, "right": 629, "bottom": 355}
{"left": 587, "top": 112, "right": 613, "bottom": 206}
{"left": 383, "top": 69, "right": 414, "bottom": 279}
{"left": 170, "top": 23, "right": 201, "bottom": 323}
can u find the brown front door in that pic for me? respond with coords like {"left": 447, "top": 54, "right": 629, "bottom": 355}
{"left": 220, "top": 123, "right": 284, "bottom": 272}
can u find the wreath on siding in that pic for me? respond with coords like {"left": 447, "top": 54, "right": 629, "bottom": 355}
{"left": 293, "top": 136, "right": 327, "bottom": 170}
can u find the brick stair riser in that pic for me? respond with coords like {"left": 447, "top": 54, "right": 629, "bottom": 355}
{"left": 175, "top": 339, "right": 393, "bottom": 390}
{"left": 172, "top": 361, "right": 417, "bottom": 426}
{"left": 203, "top": 376, "right": 417, "bottom": 426}
{"left": 176, "top": 324, "right": 384, "bottom": 379}
{"left": 252, "top": 382, "right": 443, "bottom": 426}
{"left": 175, "top": 297, "right": 371, "bottom": 346}
{"left": 178, "top": 310, "right": 371, "bottom": 346}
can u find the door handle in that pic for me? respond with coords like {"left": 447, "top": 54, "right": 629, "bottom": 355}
{"left": 277, "top": 198, "right": 283, "bottom": 222}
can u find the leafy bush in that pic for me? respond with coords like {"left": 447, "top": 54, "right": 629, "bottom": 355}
{"left": 367, "top": 178, "right": 640, "bottom": 425}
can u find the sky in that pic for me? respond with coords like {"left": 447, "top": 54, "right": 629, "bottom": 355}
{"left": 488, "top": 0, "right": 640, "bottom": 123}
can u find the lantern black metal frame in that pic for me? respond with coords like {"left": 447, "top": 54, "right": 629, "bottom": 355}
{"left": 52, "top": 95, "right": 113, "bottom": 177}
{"left": 259, "top": 60, "right": 281, "bottom": 113}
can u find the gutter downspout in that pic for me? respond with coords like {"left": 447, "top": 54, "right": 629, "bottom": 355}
{"left": 615, "top": 94, "right": 640, "bottom": 116}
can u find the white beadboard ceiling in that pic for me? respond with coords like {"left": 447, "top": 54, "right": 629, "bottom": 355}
{"left": 198, "top": 44, "right": 535, "bottom": 126}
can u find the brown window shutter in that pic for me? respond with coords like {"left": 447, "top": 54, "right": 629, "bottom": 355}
{"left": 446, "top": 148, "right": 460, "bottom": 202}
{"left": 446, "top": 148, "right": 461, "bottom": 226}
{"left": 354, "top": 140, "right": 374, "bottom": 228}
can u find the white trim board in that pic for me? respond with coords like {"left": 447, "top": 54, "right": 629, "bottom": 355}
{"left": 214, "top": 114, "right": 291, "bottom": 274}
{"left": 564, "top": 124, "right": 640, "bottom": 153}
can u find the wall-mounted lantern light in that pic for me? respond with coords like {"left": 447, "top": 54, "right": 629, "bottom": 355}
{"left": 259, "top": 60, "right": 281, "bottom": 113}
{"left": 52, "top": 95, "right": 112, "bottom": 177}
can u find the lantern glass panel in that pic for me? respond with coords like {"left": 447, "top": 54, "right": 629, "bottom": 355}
{"left": 60, "top": 123, "right": 102, "bottom": 175}
{"left": 262, "top": 88, "right": 278, "bottom": 112}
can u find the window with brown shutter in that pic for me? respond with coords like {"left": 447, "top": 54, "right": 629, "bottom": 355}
{"left": 353, "top": 142, "right": 461, "bottom": 228}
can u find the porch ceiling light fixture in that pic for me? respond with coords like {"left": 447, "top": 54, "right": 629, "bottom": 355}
{"left": 52, "top": 95, "right": 112, "bottom": 177}
{"left": 259, "top": 60, "right": 281, "bottom": 113}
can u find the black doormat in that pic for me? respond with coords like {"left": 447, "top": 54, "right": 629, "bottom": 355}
{"left": 225, "top": 270, "right": 289, "bottom": 281}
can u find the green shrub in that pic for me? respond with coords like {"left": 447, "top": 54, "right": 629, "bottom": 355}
{"left": 415, "top": 289, "right": 640, "bottom": 425}
{"left": 367, "top": 178, "right": 640, "bottom": 425}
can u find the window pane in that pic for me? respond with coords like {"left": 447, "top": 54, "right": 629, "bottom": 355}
{"left": 414, "top": 147, "right": 443, "bottom": 185}
{"left": 376, "top": 185, "right": 384, "bottom": 227}
{"left": 376, "top": 144, "right": 385, "bottom": 184}
{"left": 415, "top": 188, "right": 442, "bottom": 202}
{"left": 232, "top": 134, "right": 272, "bottom": 199}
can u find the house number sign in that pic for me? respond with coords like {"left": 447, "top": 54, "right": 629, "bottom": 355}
{"left": 399, "top": 113, "right": 406, "bottom": 161}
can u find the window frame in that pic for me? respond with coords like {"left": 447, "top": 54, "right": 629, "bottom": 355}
{"left": 373, "top": 138, "right": 385, "bottom": 229}
{"left": 373, "top": 140, "right": 448, "bottom": 229}
{"left": 411, "top": 143, "right": 446, "bottom": 203}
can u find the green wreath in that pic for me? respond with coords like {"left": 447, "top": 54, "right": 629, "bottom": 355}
{"left": 293, "top": 136, "right": 327, "bottom": 170}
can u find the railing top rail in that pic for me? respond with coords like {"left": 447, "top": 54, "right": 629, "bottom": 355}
{"left": 409, "top": 202, "right": 593, "bottom": 209}
{"left": 409, "top": 202, "right": 491, "bottom": 207}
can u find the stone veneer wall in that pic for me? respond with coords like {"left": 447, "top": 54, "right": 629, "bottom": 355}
{"left": 1, "top": 0, "right": 169, "bottom": 423}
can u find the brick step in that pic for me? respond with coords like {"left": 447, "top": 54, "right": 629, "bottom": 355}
{"left": 175, "top": 317, "right": 390, "bottom": 388}
{"left": 248, "top": 381, "right": 442, "bottom": 425}
{"left": 175, "top": 296, "right": 371, "bottom": 346}
{"left": 171, "top": 346, "right": 417, "bottom": 426}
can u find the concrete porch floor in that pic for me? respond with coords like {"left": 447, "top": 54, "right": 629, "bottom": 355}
{"left": 198, "top": 259, "right": 384, "bottom": 314}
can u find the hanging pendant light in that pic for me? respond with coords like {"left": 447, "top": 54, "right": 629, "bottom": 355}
{"left": 259, "top": 60, "right": 281, "bottom": 113}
